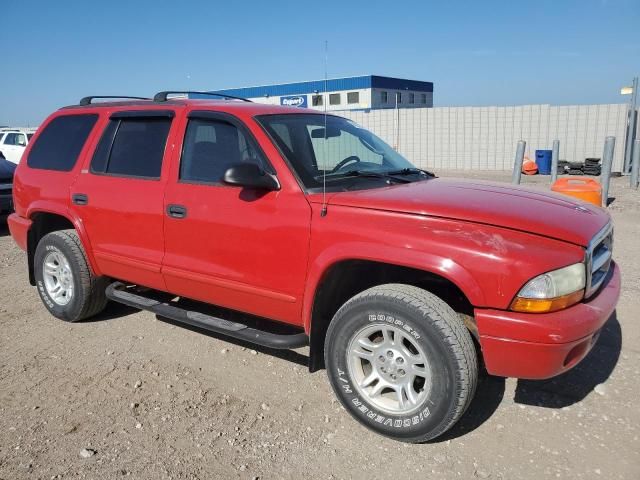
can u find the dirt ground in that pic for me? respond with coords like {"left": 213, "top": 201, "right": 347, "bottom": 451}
{"left": 0, "top": 172, "right": 638, "bottom": 480}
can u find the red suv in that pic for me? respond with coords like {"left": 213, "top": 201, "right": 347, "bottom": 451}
{"left": 8, "top": 92, "right": 620, "bottom": 442}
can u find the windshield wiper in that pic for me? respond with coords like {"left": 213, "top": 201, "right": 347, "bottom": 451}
{"left": 315, "top": 169, "right": 412, "bottom": 183}
{"left": 385, "top": 167, "right": 436, "bottom": 178}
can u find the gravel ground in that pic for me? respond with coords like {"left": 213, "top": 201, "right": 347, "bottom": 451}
{"left": 0, "top": 172, "right": 638, "bottom": 480}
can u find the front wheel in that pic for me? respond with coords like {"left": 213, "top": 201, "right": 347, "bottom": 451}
{"left": 324, "top": 284, "right": 478, "bottom": 442}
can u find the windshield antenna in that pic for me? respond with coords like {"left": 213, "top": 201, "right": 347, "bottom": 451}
{"left": 320, "top": 40, "right": 329, "bottom": 217}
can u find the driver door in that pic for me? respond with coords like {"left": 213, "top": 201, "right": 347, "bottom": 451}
{"left": 162, "top": 111, "right": 311, "bottom": 325}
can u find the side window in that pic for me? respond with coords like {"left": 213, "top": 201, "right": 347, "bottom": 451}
{"left": 269, "top": 123, "right": 294, "bottom": 152}
{"left": 27, "top": 115, "right": 98, "bottom": 171}
{"left": 180, "top": 118, "right": 266, "bottom": 184}
{"left": 4, "top": 133, "right": 19, "bottom": 145}
{"left": 91, "top": 116, "right": 172, "bottom": 179}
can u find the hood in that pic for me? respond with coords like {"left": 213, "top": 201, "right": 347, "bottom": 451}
{"left": 0, "top": 157, "right": 16, "bottom": 182}
{"left": 311, "top": 178, "right": 610, "bottom": 246}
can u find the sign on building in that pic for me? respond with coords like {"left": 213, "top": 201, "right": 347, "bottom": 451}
{"left": 280, "top": 95, "right": 308, "bottom": 108}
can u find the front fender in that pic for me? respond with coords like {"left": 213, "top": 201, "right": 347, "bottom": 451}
{"left": 302, "top": 204, "right": 585, "bottom": 333}
{"left": 302, "top": 242, "right": 485, "bottom": 333}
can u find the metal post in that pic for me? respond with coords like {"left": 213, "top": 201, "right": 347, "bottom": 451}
{"left": 601, "top": 136, "right": 615, "bottom": 207}
{"left": 631, "top": 139, "right": 640, "bottom": 190}
{"left": 392, "top": 92, "right": 401, "bottom": 150}
{"left": 511, "top": 140, "right": 526, "bottom": 185}
{"left": 623, "top": 77, "right": 638, "bottom": 174}
{"left": 551, "top": 139, "right": 560, "bottom": 184}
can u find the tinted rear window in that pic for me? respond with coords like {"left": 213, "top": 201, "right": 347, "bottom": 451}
{"left": 27, "top": 115, "right": 98, "bottom": 171}
{"left": 91, "top": 117, "right": 171, "bottom": 179}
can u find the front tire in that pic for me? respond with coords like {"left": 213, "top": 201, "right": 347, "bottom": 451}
{"left": 324, "top": 284, "right": 478, "bottom": 442}
{"left": 34, "top": 229, "right": 109, "bottom": 322}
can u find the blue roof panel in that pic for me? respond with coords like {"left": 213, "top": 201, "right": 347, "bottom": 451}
{"left": 370, "top": 76, "right": 433, "bottom": 92}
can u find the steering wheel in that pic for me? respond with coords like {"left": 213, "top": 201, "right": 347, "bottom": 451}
{"left": 330, "top": 155, "right": 361, "bottom": 173}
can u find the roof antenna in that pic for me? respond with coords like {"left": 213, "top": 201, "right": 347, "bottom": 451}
{"left": 320, "top": 40, "right": 329, "bottom": 218}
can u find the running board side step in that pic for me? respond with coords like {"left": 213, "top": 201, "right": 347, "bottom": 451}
{"left": 105, "top": 282, "right": 308, "bottom": 349}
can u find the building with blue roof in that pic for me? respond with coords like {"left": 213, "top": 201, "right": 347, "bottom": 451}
{"left": 190, "top": 75, "right": 433, "bottom": 111}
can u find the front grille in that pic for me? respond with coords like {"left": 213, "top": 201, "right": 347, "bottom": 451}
{"left": 585, "top": 223, "right": 613, "bottom": 298}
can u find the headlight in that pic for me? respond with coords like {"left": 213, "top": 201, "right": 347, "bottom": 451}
{"left": 510, "top": 263, "right": 586, "bottom": 313}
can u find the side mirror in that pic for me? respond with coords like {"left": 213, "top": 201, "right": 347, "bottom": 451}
{"left": 223, "top": 163, "right": 280, "bottom": 191}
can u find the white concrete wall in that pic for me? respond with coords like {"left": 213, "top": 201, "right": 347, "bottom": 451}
{"left": 338, "top": 104, "right": 629, "bottom": 172}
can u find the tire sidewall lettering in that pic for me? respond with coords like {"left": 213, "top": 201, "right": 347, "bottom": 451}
{"left": 34, "top": 236, "right": 80, "bottom": 321}
{"left": 37, "top": 279, "right": 55, "bottom": 309}
{"left": 336, "top": 365, "right": 433, "bottom": 430}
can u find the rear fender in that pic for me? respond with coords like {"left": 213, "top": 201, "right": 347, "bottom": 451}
{"left": 26, "top": 201, "right": 101, "bottom": 278}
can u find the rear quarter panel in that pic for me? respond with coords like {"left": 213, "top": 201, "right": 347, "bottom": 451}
{"left": 12, "top": 109, "right": 106, "bottom": 274}
{"left": 13, "top": 110, "right": 103, "bottom": 218}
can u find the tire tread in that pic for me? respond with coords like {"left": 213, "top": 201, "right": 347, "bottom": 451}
{"left": 43, "top": 229, "right": 108, "bottom": 321}
{"left": 328, "top": 283, "right": 478, "bottom": 442}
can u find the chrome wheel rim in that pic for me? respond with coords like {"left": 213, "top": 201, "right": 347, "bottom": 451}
{"left": 347, "top": 323, "right": 431, "bottom": 415}
{"left": 42, "top": 251, "right": 74, "bottom": 306}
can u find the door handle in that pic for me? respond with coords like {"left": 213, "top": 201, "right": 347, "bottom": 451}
{"left": 72, "top": 193, "right": 89, "bottom": 205}
{"left": 167, "top": 204, "right": 187, "bottom": 219}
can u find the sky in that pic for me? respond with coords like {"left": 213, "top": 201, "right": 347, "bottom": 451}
{"left": 1, "top": 0, "right": 638, "bottom": 126}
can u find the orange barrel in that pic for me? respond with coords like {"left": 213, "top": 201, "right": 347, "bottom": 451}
{"left": 551, "top": 177, "right": 602, "bottom": 206}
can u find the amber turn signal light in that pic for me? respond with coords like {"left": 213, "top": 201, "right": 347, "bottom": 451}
{"left": 510, "top": 290, "right": 584, "bottom": 313}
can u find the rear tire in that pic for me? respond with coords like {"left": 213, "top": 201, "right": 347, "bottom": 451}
{"left": 324, "top": 284, "right": 478, "bottom": 442}
{"left": 34, "top": 229, "right": 109, "bottom": 322}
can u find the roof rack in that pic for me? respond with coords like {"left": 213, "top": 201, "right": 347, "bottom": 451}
{"left": 153, "top": 91, "right": 252, "bottom": 103}
{"left": 79, "top": 96, "right": 151, "bottom": 106}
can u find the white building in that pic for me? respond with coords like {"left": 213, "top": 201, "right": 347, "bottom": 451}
{"left": 191, "top": 75, "right": 434, "bottom": 111}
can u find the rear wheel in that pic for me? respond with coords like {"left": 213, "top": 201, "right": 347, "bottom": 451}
{"left": 34, "top": 229, "right": 109, "bottom": 322}
{"left": 324, "top": 284, "right": 478, "bottom": 442}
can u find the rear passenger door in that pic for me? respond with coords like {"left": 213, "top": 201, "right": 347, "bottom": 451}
{"left": 70, "top": 110, "right": 177, "bottom": 291}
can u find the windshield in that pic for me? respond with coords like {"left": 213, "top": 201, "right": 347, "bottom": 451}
{"left": 257, "top": 114, "right": 419, "bottom": 190}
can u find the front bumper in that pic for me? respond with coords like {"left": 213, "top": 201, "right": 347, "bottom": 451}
{"left": 476, "top": 261, "right": 620, "bottom": 379}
